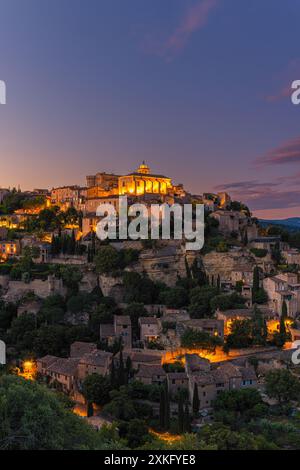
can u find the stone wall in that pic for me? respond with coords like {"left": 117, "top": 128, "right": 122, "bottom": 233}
{"left": 2, "top": 276, "right": 65, "bottom": 302}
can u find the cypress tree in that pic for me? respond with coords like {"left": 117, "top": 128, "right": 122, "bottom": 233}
{"left": 279, "top": 315, "right": 287, "bottom": 337}
{"left": 87, "top": 401, "right": 93, "bottom": 417}
{"left": 159, "top": 387, "right": 165, "bottom": 429}
{"left": 183, "top": 402, "right": 191, "bottom": 433}
{"left": 118, "top": 348, "right": 125, "bottom": 386}
{"left": 110, "top": 358, "right": 116, "bottom": 388}
{"left": 164, "top": 381, "right": 170, "bottom": 430}
{"left": 192, "top": 383, "right": 200, "bottom": 415}
{"left": 262, "top": 318, "right": 268, "bottom": 341}
{"left": 281, "top": 301, "right": 288, "bottom": 320}
{"left": 178, "top": 394, "right": 184, "bottom": 433}
{"left": 126, "top": 355, "right": 132, "bottom": 381}
{"left": 217, "top": 274, "right": 221, "bottom": 291}
{"left": 252, "top": 266, "right": 260, "bottom": 301}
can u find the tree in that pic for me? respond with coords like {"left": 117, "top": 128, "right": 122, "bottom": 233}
{"left": 59, "top": 266, "right": 82, "bottom": 293}
{"left": 164, "top": 381, "right": 170, "bottom": 430}
{"left": 225, "top": 319, "right": 252, "bottom": 349}
{"left": 104, "top": 387, "right": 137, "bottom": 421}
{"left": 110, "top": 359, "right": 117, "bottom": 389}
{"left": 281, "top": 301, "right": 288, "bottom": 319}
{"left": 94, "top": 246, "right": 120, "bottom": 274}
{"left": 252, "top": 266, "right": 260, "bottom": 302}
{"left": 118, "top": 348, "right": 126, "bottom": 387}
{"left": 178, "top": 394, "right": 184, "bottom": 433}
{"left": 199, "top": 424, "right": 274, "bottom": 450}
{"left": 210, "top": 292, "right": 246, "bottom": 312}
{"left": 183, "top": 402, "right": 191, "bottom": 433}
{"left": 159, "top": 386, "right": 165, "bottom": 429}
{"left": 189, "top": 285, "right": 219, "bottom": 318}
{"left": 265, "top": 369, "right": 300, "bottom": 409}
{"left": 0, "top": 374, "right": 111, "bottom": 449}
{"left": 252, "top": 306, "right": 267, "bottom": 345}
{"left": 124, "top": 302, "right": 147, "bottom": 338}
{"left": 192, "top": 382, "right": 200, "bottom": 415}
{"left": 159, "top": 287, "right": 189, "bottom": 309}
{"left": 81, "top": 373, "right": 111, "bottom": 406}
{"left": 273, "top": 315, "right": 290, "bottom": 348}
{"left": 213, "top": 389, "right": 266, "bottom": 429}
{"left": 118, "top": 418, "right": 149, "bottom": 449}
{"left": 181, "top": 328, "right": 222, "bottom": 352}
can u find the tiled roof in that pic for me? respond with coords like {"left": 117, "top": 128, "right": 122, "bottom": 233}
{"left": 167, "top": 372, "right": 188, "bottom": 380}
{"left": 48, "top": 358, "right": 80, "bottom": 376}
{"left": 79, "top": 350, "right": 113, "bottom": 367}
{"left": 70, "top": 341, "right": 97, "bottom": 358}
{"left": 38, "top": 355, "right": 59, "bottom": 367}
{"left": 217, "top": 362, "right": 242, "bottom": 380}
{"left": 136, "top": 365, "right": 166, "bottom": 378}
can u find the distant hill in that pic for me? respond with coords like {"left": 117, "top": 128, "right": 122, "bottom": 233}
{"left": 259, "top": 217, "right": 300, "bottom": 231}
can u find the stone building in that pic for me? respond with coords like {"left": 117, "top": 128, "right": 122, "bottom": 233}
{"left": 185, "top": 355, "right": 257, "bottom": 410}
{"left": 99, "top": 315, "right": 132, "bottom": 349}
{"left": 77, "top": 350, "right": 113, "bottom": 380}
{"left": 139, "top": 317, "right": 160, "bottom": 344}
{"left": 135, "top": 365, "right": 166, "bottom": 385}
{"left": 50, "top": 185, "right": 87, "bottom": 210}
{"left": 263, "top": 272, "right": 300, "bottom": 317}
{"left": 118, "top": 162, "right": 172, "bottom": 197}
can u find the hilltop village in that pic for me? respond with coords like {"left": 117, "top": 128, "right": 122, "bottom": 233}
{"left": 1, "top": 162, "right": 300, "bottom": 450}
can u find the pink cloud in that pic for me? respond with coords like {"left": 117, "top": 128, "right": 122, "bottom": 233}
{"left": 264, "top": 58, "right": 300, "bottom": 103}
{"left": 143, "top": 0, "right": 219, "bottom": 61}
{"left": 255, "top": 137, "right": 300, "bottom": 167}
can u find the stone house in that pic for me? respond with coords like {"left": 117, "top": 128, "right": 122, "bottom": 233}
{"left": 167, "top": 372, "right": 189, "bottom": 397}
{"left": 135, "top": 365, "right": 166, "bottom": 385}
{"left": 210, "top": 210, "right": 257, "bottom": 241}
{"left": 0, "top": 240, "right": 20, "bottom": 258}
{"left": 119, "top": 349, "right": 163, "bottom": 370}
{"left": 263, "top": 273, "right": 300, "bottom": 317}
{"left": 282, "top": 248, "right": 300, "bottom": 266}
{"left": 77, "top": 350, "right": 113, "bottom": 380}
{"left": 180, "top": 318, "right": 224, "bottom": 341}
{"left": 186, "top": 358, "right": 257, "bottom": 410}
{"left": 100, "top": 315, "right": 132, "bottom": 348}
{"left": 70, "top": 341, "right": 97, "bottom": 358}
{"left": 139, "top": 317, "right": 160, "bottom": 344}
{"left": 216, "top": 307, "right": 274, "bottom": 335}
{"left": 37, "top": 356, "right": 80, "bottom": 394}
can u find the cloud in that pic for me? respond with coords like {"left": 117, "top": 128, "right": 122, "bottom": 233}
{"left": 264, "top": 58, "right": 300, "bottom": 103}
{"left": 142, "top": 0, "right": 219, "bottom": 61}
{"left": 255, "top": 137, "right": 300, "bottom": 166}
{"left": 276, "top": 171, "right": 300, "bottom": 185}
{"left": 215, "top": 180, "right": 278, "bottom": 191}
{"left": 264, "top": 85, "right": 292, "bottom": 103}
{"left": 215, "top": 180, "right": 300, "bottom": 211}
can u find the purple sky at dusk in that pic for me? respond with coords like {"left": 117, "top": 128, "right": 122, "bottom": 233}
{"left": 0, "top": 0, "right": 300, "bottom": 219}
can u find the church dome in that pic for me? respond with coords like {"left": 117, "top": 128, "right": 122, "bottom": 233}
{"left": 137, "top": 161, "right": 150, "bottom": 174}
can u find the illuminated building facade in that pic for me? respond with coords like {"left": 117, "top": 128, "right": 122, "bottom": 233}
{"left": 118, "top": 162, "right": 172, "bottom": 196}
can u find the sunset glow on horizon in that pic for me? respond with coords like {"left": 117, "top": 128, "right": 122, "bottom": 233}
{"left": 0, "top": 0, "right": 299, "bottom": 220}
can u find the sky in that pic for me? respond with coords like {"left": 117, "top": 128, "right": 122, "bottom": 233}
{"left": 0, "top": 0, "right": 300, "bottom": 219}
